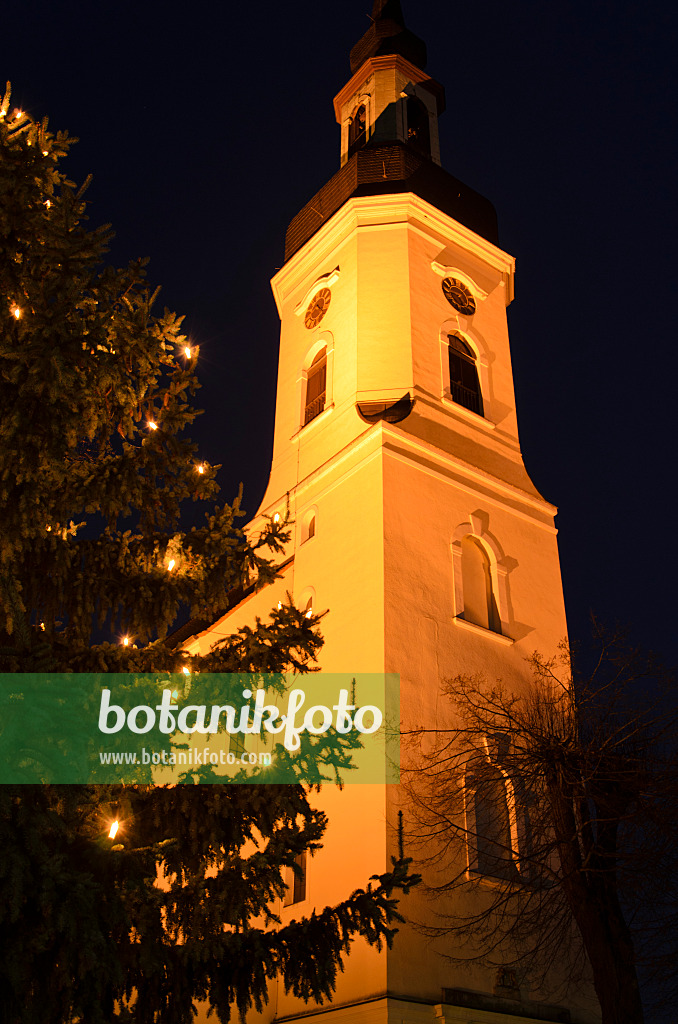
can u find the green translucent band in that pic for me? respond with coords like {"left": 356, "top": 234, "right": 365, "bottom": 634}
{"left": 0, "top": 673, "right": 400, "bottom": 785}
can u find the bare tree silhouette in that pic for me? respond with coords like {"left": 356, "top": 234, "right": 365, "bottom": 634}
{"left": 403, "top": 624, "right": 678, "bottom": 1024}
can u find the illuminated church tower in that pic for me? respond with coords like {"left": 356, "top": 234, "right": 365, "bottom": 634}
{"left": 189, "top": 3, "right": 597, "bottom": 1022}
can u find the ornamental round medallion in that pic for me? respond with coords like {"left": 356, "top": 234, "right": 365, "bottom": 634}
{"left": 441, "top": 278, "right": 476, "bottom": 316}
{"left": 304, "top": 288, "right": 331, "bottom": 329}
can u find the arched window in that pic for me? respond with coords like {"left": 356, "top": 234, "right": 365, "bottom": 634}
{"left": 448, "top": 335, "right": 483, "bottom": 416}
{"left": 348, "top": 105, "right": 367, "bottom": 156}
{"left": 297, "top": 587, "right": 316, "bottom": 620}
{"left": 471, "top": 767, "right": 518, "bottom": 880}
{"left": 460, "top": 536, "right": 501, "bottom": 633}
{"left": 301, "top": 509, "right": 316, "bottom": 544}
{"left": 406, "top": 97, "right": 430, "bottom": 156}
{"left": 304, "top": 348, "right": 327, "bottom": 425}
{"left": 302, "top": 512, "right": 316, "bottom": 542}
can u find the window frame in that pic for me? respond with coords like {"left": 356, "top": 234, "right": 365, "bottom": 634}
{"left": 450, "top": 518, "right": 513, "bottom": 640}
{"left": 303, "top": 348, "right": 327, "bottom": 426}
{"left": 459, "top": 534, "right": 501, "bottom": 633}
{"left": 296, "top": 334, "right": 334, "bottom": 436}
{"left": 446, "top": 333, "right": 484, "bottom": 417}
{"left": 282, "top": 851, "right": 308, "bottom": 907}
{"left": 348, "top": 103, "right": 367, "bottom": 156}
{"left": 405, "top": 96, "right": 431, "bottom": 157}
{"left": 464, "top": 757, "right": 522, "bottom": 882}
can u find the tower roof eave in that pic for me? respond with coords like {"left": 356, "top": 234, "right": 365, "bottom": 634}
{"left": 284, "top": 144, "right": 498, "bottom": 262}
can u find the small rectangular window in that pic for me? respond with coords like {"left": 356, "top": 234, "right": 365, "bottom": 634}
{"left": 283, "top": 852, "right": 307, "bottom": 906}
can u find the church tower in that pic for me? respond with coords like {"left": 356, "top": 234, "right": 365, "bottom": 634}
{"left": 189, "top": 3, "right": 597, "bottom": 1022}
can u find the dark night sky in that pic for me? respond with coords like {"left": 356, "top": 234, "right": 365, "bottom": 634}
{"left": 5, "top": 0, "right": 678, "bottom": 662}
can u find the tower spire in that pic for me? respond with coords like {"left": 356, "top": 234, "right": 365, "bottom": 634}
{"left": 349, "top": 0, "right": 427, "bottom": 74}
{"left": 371, "top": 0, "right": 405, "bottom": 21}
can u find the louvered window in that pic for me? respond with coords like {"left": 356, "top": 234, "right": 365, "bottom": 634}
{"left": 448, "top": 335, "right": 483, "bottom": 416}
{"left": 304, "top": 349, "right": 327, "bottom": 425}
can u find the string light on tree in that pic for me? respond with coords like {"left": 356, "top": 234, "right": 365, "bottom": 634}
{"left": 184, "top": 346, "right": 192, "bottom": 358}
{"left": 167, "top": 559, "right": 176, "bottom": 572}
{"left": 196, "top": 463, "right": 205, "bottom": 475}
{"left": 0, "top": 62, "right": 427, "bottom": 1024}
{"left": 11, "top": 305, "right": 21, "bottom": 320}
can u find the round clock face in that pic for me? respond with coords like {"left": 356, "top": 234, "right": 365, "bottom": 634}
{"left": 304, "top": 288, "right": 331, "bottom": 329}
{"left": 442, "top": 278, "right": 476, "bottom": 316}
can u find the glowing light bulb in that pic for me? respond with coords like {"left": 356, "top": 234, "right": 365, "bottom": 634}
{"left": 122, "top": 636, "right": 130, "bottom": 647}
{"left": 148, "top": 420, "right": 158, "bottom": 431}
{"left": 109, "top": 821, "right": 119, "bottom": 839}
{"left": 196, "top": 463, "right": 204, "bottom": 474}
{"left": 42, "top": 150, "right": 48, "bottom": 156}
{"left": 184, "top": 346, "right": 191, "bottom": 358}
{"left": 277, "top": 601, "right": 283, "bottom": 610}
{"left": 182, "top": 666, "right": 190, "bottom": 676}
{"left": 46, "top": 525, "right": 52, "bottom": 532}
{"left": 39, "top": 622, "right": 46, "bottom": 631}
{"left": 44, "top": 199, "right": 51, "bottom": 209}
{"left": 273, "top": 513, "right": 280, "bottom": 524}
{"left": 12, "top": 306, "right": 21, "bottom": 320}
{"left": 167, "top": 559, "right": 176, "bottom": 571}
{"left": 305, "top": 608, "right": 313, "bottom": 619}
{"left": 14, "top": 109, "right": 23, "bottom": 118}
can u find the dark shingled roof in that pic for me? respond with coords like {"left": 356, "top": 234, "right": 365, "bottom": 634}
{"left": 350, "top": 0, "right": 427, "bottom": 74}
{"left": 284, "top": 143, "right": 499, "bottom": 261}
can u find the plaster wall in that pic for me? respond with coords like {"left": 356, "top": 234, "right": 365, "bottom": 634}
{"left": 190, "top": 448, "right": 390, "bottom": 1014}
{"left": 189, "top": 191, "right": 598, "bottom": 1023}
{"left": 379, "top": 443, "right": 569, "bottom": 1005}
{"left": 356, "top": 223, "right": 412, "bottom": 401}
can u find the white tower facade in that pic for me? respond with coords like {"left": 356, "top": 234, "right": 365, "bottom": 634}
{"left": 189, "top": 4, "right": 599, "bottom": 1023}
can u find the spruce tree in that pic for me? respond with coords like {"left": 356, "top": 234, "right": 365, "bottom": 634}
{"left": 0, "top": 85, "right": 416, "bottom": 1023}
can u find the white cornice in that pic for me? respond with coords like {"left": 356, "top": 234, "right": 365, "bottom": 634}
{"left": 253, "top": 414, "right": 556, "bottom": 531}
{"left": 271, "top": 193, "right": 515, "bottom": 314}
{"left": 333, "top": 54, "right": 443, "bottom": 122}
{"left": 380, "top": 421, "right": 557, "bottom": 520}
